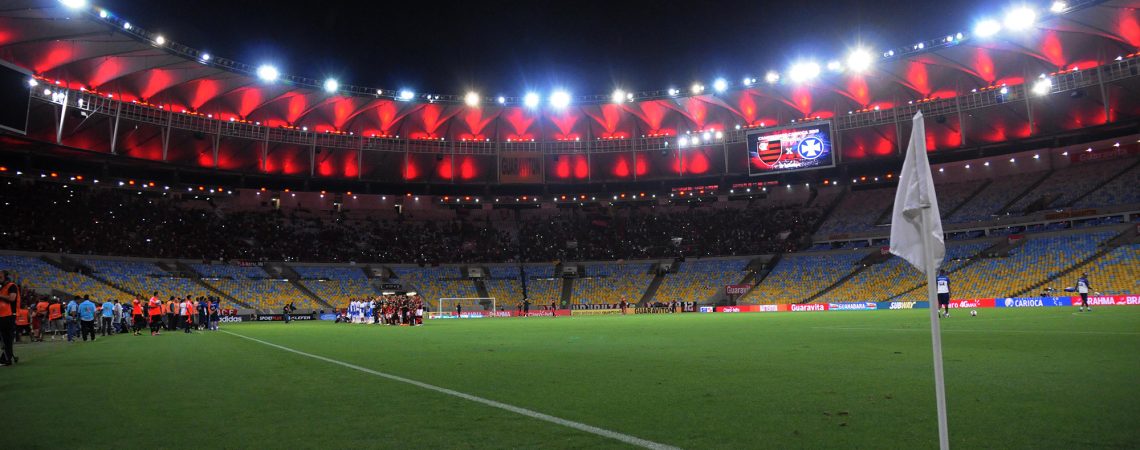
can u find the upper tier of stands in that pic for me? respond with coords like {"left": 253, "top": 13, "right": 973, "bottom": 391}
{"left": 814, "top": 189, "right": 895, "bottom": 237}
{"left": 1007, "top": 160, "right": 1133, "bottom": 213}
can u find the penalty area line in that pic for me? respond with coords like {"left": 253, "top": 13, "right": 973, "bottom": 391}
{"left": 221, "top": 330, "right": 680, "bottom": 450}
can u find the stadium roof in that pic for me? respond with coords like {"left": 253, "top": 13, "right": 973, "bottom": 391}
{"left": 2, "top": 0, "right": 1138, "bottom": 141}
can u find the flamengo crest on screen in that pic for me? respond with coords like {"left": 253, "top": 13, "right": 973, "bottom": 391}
{"left": 747, "top": 121, "right": 836, "bottom": 176}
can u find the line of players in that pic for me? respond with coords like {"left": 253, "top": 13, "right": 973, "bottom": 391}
{"left": 341, "top": 295, "right": 424, "bottom": 326}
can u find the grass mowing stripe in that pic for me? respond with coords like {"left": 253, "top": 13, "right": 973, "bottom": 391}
{"left": 812, "top": 326, "right": 1140, "bottom": 335}
{"left": 221, "top": 329, "right": 682, "bottom": 450}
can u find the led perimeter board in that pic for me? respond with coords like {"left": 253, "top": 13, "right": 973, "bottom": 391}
{"left": 746, "top": 121, "right": 835, "bottom": 175}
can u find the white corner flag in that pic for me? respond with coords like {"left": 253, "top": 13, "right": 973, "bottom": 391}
{"left": 889, "top": 110, "right": 950, "bottom": 450}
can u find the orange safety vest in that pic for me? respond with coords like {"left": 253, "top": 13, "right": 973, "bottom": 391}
{"left": 15, "top": 308, "right": 29, "bottom": 326}
{"left": 48, "top": 303, "right": 62, "bottom": 320}
{"left": 131, "top": 300, "right": 143, "bottom": 316}
{"left": 0, "top": 282, "right": 18, "bottom": 317}
{"left": 148, "top": 299, "right": 162, "bottom": 317}
{"left": 36, "top": 301, "right": 49, "bottom": 317}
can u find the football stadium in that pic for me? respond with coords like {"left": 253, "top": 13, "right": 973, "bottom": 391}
{"left": 0, "top": 0, "right": 1138, "bottom": 448}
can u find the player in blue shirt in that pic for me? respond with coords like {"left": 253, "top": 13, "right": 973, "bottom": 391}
{"left": 101, "top": 300, "right": 114, "bottom": 336}
{"left": 78, "top": 298, "right": 97, "bottom": 341}
{"left": 936, "top": 270, "right": 951, "bottom": 318}
{"left": 1076, "top": 273, "right": 1092, "bottom": 312}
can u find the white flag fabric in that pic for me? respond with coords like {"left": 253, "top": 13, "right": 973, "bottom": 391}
{"left": 889, "top": 111, "right": 945, "bottom": 275}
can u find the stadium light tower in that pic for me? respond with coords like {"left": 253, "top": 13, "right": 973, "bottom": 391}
{"left": 788, "top": 62, "right": 820, "bottom": 84}
{"left": 60, "top": 0, "right": 88, "bottom": 9}
{"left": 1032, "top": 77, "right": 1052, "bottom": 96}
{"left": 974, "top": 19, "right": 1002, "bottom": 37}
{"left": 523, "top": 92, "right": 540, "bottom": 108}
{"left": 550, "top": 90, "right": 571, "bottom": 109}
{"left": 398, "top": 90, "right": 415, "bottom": 101}
{"left": 765, "top": 71, "right": 780, "bottom": 84}
{"left": 256, "top": 65, "right": 279, "bottom": 82}
{"left": 1050, "top": 1, "right": 1067, "bottom": 13}
{"left": 465, "top": 91, "right": 480, "bottom": 107}
{"left": 712, "top": 78, "right": 728, "bottom": 93}
{"left": 323, "top": 78, "right": 339, "bottom": 93}
{"left": 1004, "top": 6, "right": 1037, "bottom": 31}
{"left": 846, "top": 48, "right": 873, "bottom": 73}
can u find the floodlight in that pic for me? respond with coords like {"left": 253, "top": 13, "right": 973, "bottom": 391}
{"left": 974, "top": 19, "right": 1001, "bottom": 37}
{"left": 612, "top": 89, "right": 627, "bottom": 104}
{"left": 523, "top": 92, "right": 540, "bottom": 108}
{"left": 256, "top": 65, "right": 279, "bottom": 82}
{"left": 789, "top": 62, "right": 820, "bottom": 83}
{"left": 712, "top": 78, "right": 728, "bottom": 93}
{"left": 550, "top": 90, "right": 571, "bottom": 108}
{"left": 847, "top": 49, "right": 873, "bottom": 73}
{"left": 1004, "top": 7, "right": 1036, "bottom": 31}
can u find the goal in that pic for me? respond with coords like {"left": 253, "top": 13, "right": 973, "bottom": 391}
{"left": 438, "top": 297, "right": 497, "bottom": 314}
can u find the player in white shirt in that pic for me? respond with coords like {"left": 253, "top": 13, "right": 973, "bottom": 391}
{"left": 936, "top": 270, "right": 951, "bottom": 318}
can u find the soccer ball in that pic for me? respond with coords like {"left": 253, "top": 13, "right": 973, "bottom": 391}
{"left": 970, "top": 310, "right": 977, "bottom": 317}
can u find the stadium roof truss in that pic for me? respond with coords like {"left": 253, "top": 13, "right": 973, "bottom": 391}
{"left": 2, "top": 0, "right": 1140, "bottom": 181}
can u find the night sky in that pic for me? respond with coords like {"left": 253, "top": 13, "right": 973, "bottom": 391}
{"left": 97, "top": 0, "right": 998, "bottom": 95}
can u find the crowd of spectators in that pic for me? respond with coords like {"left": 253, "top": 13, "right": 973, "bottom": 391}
{"left": 0, "top": 179, "right": 819, "bottom": 264}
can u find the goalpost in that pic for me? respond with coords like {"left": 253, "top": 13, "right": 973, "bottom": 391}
{"left": 438, "top": 297, "right": 497, "bottom": 315}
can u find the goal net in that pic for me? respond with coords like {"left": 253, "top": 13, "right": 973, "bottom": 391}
{"left": 438, "top": 297, "right": 497, "bottom": 315}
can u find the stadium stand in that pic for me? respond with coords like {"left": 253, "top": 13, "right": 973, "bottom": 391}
{"left": 816, "top": 241, "right": 993, "bottom": 303}
{"left": 744, "top": 251, "right": 868, "bottom": 303}
{"left": 191, "top": 263, "right": 269, "bottom": 279}
{"left": 483, "top": 265, "right": 560, "bottom": 307}
{"left": 814, "top": 188, "right": 895, "bottom": 237}
{"left": 946, "top": 171, "right": 1048, "bottom": 223}
{"left": 204, "top": 279, "right": 317, "bottom": 311}
{"left": 572, "top": 263, "right": 653, "bottom": 305}
{"left": 82, "top": 259, "right": 204, "bottom": 300}
{"left": 1072, "top": 160, "right": 1140, "bottom": 209}
{"left": 292, "top": 265, "right": 377, "bottom": 306}
{"left": 892, "top": 230, "right": 1118, "bottom": 301}
{"left": 1061, "top": 244, "right": 1140, "bottom": 295}
{"left": 655, "top": 259, "right": 749, "bottom": 304}
{"left": 1007, "top": 160, "right": 1133, "bottom": 213}
{"left": 0, "top": 254, "right": 127, "bottom": 301}
{"left": 390, "top": 266, "right": 480, "bottom": 310}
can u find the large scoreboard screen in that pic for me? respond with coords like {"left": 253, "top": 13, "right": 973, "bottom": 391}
{"left": 0, "top": 61, "right": 30, "bottom": 135}
{"left": 746, "top": 121, "right": 835, "bottom": 175}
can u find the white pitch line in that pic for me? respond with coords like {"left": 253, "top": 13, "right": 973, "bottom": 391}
{"left": 222, "top": 330, "right": 680, "bottom": 450}
{"left": 811, "top": 327, "right": 1140, "bottom": 336}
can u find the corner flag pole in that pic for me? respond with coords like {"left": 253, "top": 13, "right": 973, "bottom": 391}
{"left": 921, "top": 204, "right": 950, "bottom": 450}
{"left": 889, "top": 110, "right": 949, "bottom": 450}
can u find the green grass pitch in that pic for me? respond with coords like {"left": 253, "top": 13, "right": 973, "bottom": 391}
{"left": 3, "top": 308, "right": 1138, "bottom": 449}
